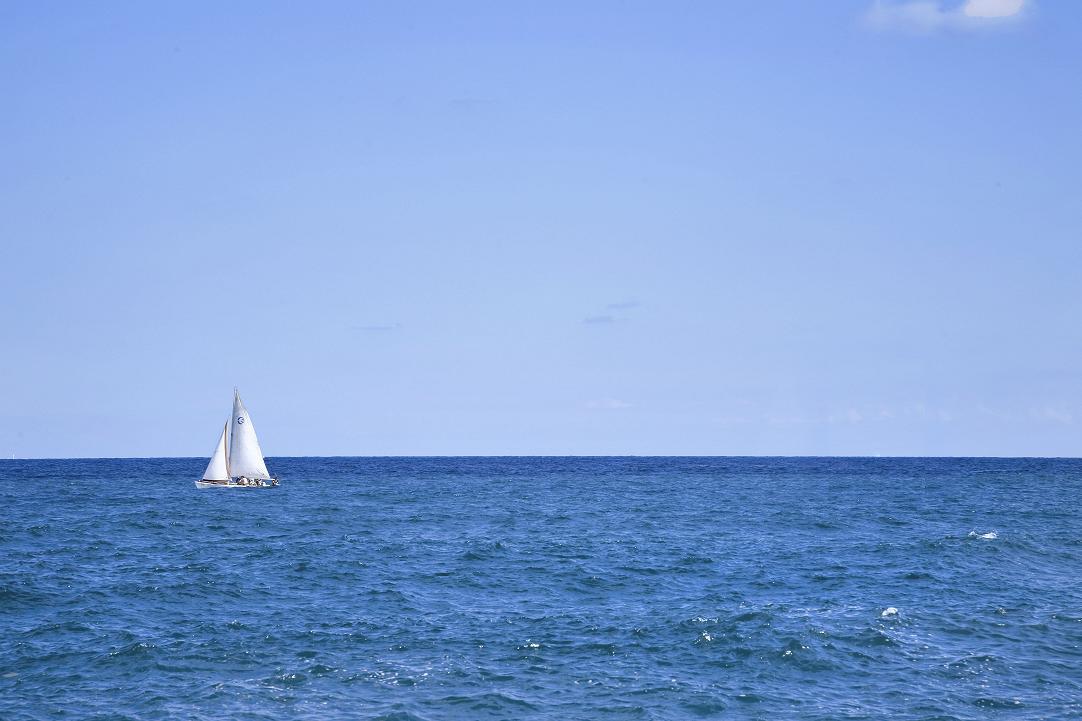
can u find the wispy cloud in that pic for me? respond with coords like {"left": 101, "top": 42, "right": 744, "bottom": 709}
{"left": 710, "top": 415, "right": 752, "bottom": 425}
{"left": 765, "top": 405, "right": 956, "bottom": 426}
{"left": 826, "top": 408, "right": 866, "bottom": 424}
{"left": 962, "top": 0, "right": 1027, "bottom": 18}
{"left": 353, "top": 323, "right": 402, "bottom": 332}
{"left": 448, "top": 97, "right": 490, "bottom": 110}
{"left": 586, "top": 398, "right": 633, "bottom": 410}
{"left": 1029, "top": 406, "right": 1073, "bottom": 424}
{"left": 583, "top": 300, "right": 641, "bottom": 325}
{"left": 864, "top": 0, "right": 1027, "bottom": 33}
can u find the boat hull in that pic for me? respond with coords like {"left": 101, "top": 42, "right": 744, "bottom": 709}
{"left": 195, "top": 480, "right": 278, "bottom": 489}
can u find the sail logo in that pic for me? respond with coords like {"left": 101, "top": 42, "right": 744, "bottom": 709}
{"left": 237, "top": 417, "right": 245, "bottom": 424}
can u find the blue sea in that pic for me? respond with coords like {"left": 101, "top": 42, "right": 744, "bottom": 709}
{"left": 2, "top": 457, "right": 1080, "bottom": 720}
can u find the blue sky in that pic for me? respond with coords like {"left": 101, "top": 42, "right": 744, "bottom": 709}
{"left": 1, "top": 0, "right": 1080, "bottom": 457}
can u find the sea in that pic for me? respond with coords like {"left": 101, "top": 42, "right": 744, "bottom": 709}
{"left": 1, "top": 457, "right": 1080, "bottom": 720}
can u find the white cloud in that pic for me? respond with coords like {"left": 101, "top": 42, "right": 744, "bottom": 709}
{"left": 963, "top": 0, "right": 1026, "bottom": 18}
{"left": 865, "top": 0, "right": 1027, "bottom": 32}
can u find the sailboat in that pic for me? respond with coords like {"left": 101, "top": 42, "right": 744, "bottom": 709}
{"left": 196, "top": 389, "right": 279, "bottom": 489}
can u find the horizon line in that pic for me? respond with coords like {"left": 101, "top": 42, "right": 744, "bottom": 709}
{"left": 4, "top": 454, "right": 1080, "bottom": 461}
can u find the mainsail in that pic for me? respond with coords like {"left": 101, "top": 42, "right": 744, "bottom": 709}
{"left": 228, "top": 389, "right": 272, "bottom": 479}
{"left": 202, "top": 422, "right": 230, "bottom": 481}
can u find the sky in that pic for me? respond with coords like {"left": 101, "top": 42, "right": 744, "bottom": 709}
{"left": 1, "top": 0, "right": 1080, "bottom": 457}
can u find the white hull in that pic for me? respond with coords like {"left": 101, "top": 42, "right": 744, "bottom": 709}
{"left": 195, "top": 480, "right": 278, "bottom": 489}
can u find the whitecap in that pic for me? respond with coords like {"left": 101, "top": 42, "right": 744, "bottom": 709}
{"left": 881, "top": 607, "right": 899, "bottom": 617}
{"left": 968, "top": 530, "right": 998, "bottom": 540}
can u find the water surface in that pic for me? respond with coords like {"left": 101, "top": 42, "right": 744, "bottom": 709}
{"left": 2, "top": 457, "right": 1080, "bottom": 719}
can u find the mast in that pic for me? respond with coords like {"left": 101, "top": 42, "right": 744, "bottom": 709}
{"left": 223, "top": 420, "right": 231, "bottom": 478}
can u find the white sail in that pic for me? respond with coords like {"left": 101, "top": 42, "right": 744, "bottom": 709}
{"left": 202, "top": 422, "right": 230, "bottom": 481}
{"left": 229, "top": 389, "right": 271, "bottom": 479}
